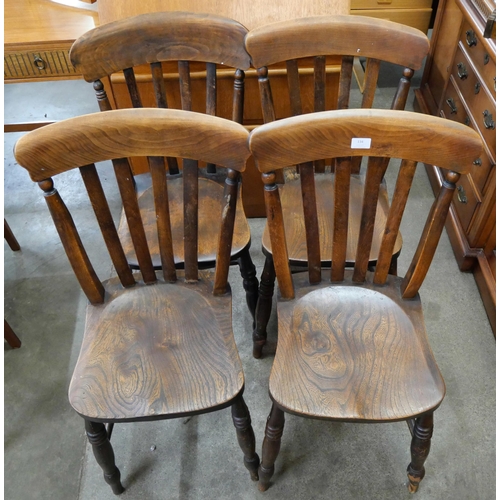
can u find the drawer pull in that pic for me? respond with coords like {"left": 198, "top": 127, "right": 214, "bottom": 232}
{"left": 484, "top": 53, "right": 490, "bottom": 65}
{"left": 457, "top": 62, "right": 468, "bottom": 79}
{"left": 465, "top": 29, "right": 477, "bottom": 47}
{"left": 473, "top": 158, "right": 482, "bottom": 166}
{"left": 474, "top": 82, "right": 481, "bottom": 94}
{"left": 457, "top": 185, "right": 468, "bottom": 204}
{"left": 483, "top": 110, "right": 495, "bottom": 129}
{"left": 446, "top": 97, "right": 457, "bottom": 114}
{"left": 33, "top": 55, "right": 46, "bottom": 70}
{"left": 464, "top": 116, "right": 471, "bottom": 126}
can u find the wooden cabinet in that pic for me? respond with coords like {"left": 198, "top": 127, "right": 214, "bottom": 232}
{"left": 414, "top": 0, "right": 496, "bottom": 332}
{"left": 350, "top": 0, "right": 434, "bottom": 32}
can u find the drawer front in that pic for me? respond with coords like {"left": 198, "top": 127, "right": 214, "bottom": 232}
{"left": 350, "top": 8, "right": 433, "bottom": 32}
{"left": 452, "top": 172, "right": 481, "bottom": 233}
{"left": 351, "top": 0, "right": 432, "bottom": 10}
{"left": 459, "top": 21, "right": 496, "bottom": 97}
{"left": 469, "top": 147, "right": 495, "bottom": 196}
{"left": 4, "top": 50, "right": 77, "bottom": 80}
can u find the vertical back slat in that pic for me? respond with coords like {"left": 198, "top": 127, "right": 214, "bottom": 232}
{"left": 352, "top": 156, "right": 389, "bottom": 282}
{"left": 351, "top": 58, "right": 382, "bottom": 174}
{"left": 93, "top": 79, "right": 113, "bottom": 112}
{"left": 257, "top": 67, "right": 284, "bottom": 183}
{"left": 337, "top": 56, "right": 354, "bottom": 110}
{"left": 374, "top": 159, "right": 417, "bottom": 284}
{"left": 262, "top": 172, "right": 294, "bottom": 299}
{"left": 286, "top": 59, "right": 303, "bottom": 116}
{"left": 149, "top": 156, "right": 177, "bottom": 282}
{"left": 401, "top": 171, "right": 460, "bottom": 298}
{"left": 183, "top": 158, "right": 199, "bottom": 282}
{"left": 112, "top": 158, "right": 157, "bottom": 283}
{"left": 178, "top": 61, "right": 192, "bottom": 111}
{"left": 38, "top": 178, "right": 105, "bottom": 304}
{"left": 206, "top": 62, "right": 217, "bottom": 174}
{"left": 232, "top": 69, "right": 245, "bottom": 124}
{"left": 123, "top": 67, "right": 142, "bottom": 108}
{"left": 79, "top": 164, "right": 136, "bottom": 288}
{"left": 299, "top": 162, "right": 321, "bottom": 284}
{"left": 391, "top": 68, "right": 415, "bottom": 110}
{"left": 313, "top": 56, "right": 326, "bottom": 173}
{"left": 151, "top": 61, "right": 180, "bottom": 175}
{"left": 214, "top": 170, "right": 239, "bottom": 294}
{"left": 330, "top": 157, "right": 351, "bottom": 282}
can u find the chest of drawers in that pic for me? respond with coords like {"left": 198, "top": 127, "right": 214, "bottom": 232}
{"left": 415, "top": 0, "right": 496, "bottom": 332}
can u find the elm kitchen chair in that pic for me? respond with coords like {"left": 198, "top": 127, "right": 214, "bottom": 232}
{"left": 69, "top": 11, "right": 259, "bottom": 320}
{"left": 14, "top": 108, "right": 259, "bottom": 494}
{"left": 248, "top": 108, "right": 483, "bottom": 493}
{"left": 245, "top": 15, "right": 430, "bottom": 357}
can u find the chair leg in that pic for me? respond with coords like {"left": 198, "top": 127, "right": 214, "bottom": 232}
{"left": 237, "top": 248, "right": 259, "bottom": 324}
{"left": 85, "top": 419, "right": 124, "bottom": 495}
{"left": 4, "top": 219, "right": 20, "bottom": 251}
{"left": 231, "top": 394, "right": 260, "bottom": 481}
{"left": 252, "top": 254, "right": 276, "bottom": 359}
{"left": 4, "top": 320, "right": 21, "bottom": 348}
{"left": 258, "top": 403, "right": 285, "bottom": 492}
{"left": 407, "top": 413, "right": 433, "bottom": 493}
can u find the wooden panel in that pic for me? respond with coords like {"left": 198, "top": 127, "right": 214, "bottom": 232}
{"left": 452, "top": 172, "right": 481, "bottom": 233}
{"left": 351, "top": 0, "right": 432, "bottom": 9}
{"left": 97, "top": 0, "right": 350, "bottom": 29}
{"left": 350, "top": 8, "right": 433, "bottom": 32}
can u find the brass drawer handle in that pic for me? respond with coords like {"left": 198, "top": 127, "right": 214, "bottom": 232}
{"left": 457, "top": 62, "right": 468, "bottom": 79}
{"left": 474, "top": 82, "right": 481, "bottom": 94}
{"left": 446, "top": 97, "right": 457, "bottom": 114}
{"left": 483, "top": 110, "right": 495, "bottom": 129}
{"left": 33, "top": 55, "right": 46, "bottom": 70}
{"left": 484, "top": 53, "right": 490, "bottom": 65}
{"left": 466, "top": 29, "right": 477, "bottom": 47}
{"left": 457, "top": 185, "right": 468, "bottom": 204}
{"left": 464, "top": 116, "right": 471, "bottom": 126}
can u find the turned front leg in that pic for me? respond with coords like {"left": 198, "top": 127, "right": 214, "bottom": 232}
{"left": 258, "top": 403, "right": 285, "bottom": 492}
{"left": 237, "top": 248, "right": 259, "bottom": 325}
{"left": 253, "top": 254, "right": 276, "bottom": 358}
{"left": 85, "top": 419, "right": 124, "bottom": 495}
{"left": 407, "top": 413, "right": 433, "bottom": 493}
{"left": 231, "top": 394, "right": 260, "bottom": 481}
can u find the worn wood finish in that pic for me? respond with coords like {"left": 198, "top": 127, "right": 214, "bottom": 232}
{"left": 248, "top": 108, "right": 482, "bottom": 492}
{"left": 70, "top": 12, "right": 251, "bottom": 81}
{"left": 251, "top": 110, "right": 481, "bottom": 174}
{"left": 245, "top": 15, "right": 429, "bottom": 69}
{"left": 247, "top": 17, "right": 430, "bottom": 356}
{"left": 14, "top": 109, "right": 248, "bottom": 181}
{"left": 14, "top": 109, "right": 258, "bottom": 493}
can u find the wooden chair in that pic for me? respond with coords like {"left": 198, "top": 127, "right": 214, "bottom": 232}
{"left": 69, "top": 11, "right": 259, "bottom": 320}
{"left": 245, "top": 15, "right": 430, "bottom": 357}
{"left": 248, "top": 108, "right": 483, "bottom": 493}
{"left": 14, "top": 108, "right": 259, "bottom": 494}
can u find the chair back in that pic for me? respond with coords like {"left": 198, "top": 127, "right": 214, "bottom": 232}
{"left": 70, "top": 11, "right": 251, "bottom": 175}
{"left": 14, "top": 109, "right": 250, "bottom": 302}
{"left": 249, "top": 109, "right": 483, "bottom": 299}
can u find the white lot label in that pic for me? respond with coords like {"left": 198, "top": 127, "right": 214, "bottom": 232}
{"left": 351, "top": 138, "right": 371, "bottom": 149}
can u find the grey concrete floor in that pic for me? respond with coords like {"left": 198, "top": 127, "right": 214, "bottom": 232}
{"left": 4, "top": 75, "right": 495, "bottom": 500}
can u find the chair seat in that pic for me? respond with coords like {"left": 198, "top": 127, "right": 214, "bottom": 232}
{"left": 262, "top": 173, "right": 403, "bottom": 265}
{"left": 269, "top": 270, "right": 445, "bottom": 422}
{"left": 118, "top": 175, "right": 251, "bottom": 269}
{"left": 69, "top": 272, "right": 244, "bottom": 422}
